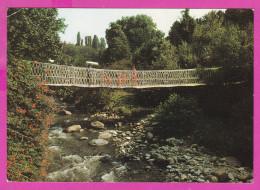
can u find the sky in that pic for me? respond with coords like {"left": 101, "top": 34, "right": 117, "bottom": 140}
{"left": 58, "top": 9, "right": 226, "bottom": 44}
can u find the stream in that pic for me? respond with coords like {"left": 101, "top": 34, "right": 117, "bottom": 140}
{"left": 44, "top": 100, "right": 164, "bottom": 182}
{"left": 44, "top": 98, "right": 253, "bottom": 183}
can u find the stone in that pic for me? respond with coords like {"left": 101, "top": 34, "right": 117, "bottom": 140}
{"left": 91, "top": 121, "right": 105, "bottom": 129}
{"left": 126, "top": 137, "right": 131, "bottom": 140}
{"left": 228, "top": 173, "right": 235, "bottom": 180}
{"left": 166, "top": 137, "right": 183, "bottom": 145}
{"left": 145, "top": 166, "right": 151, "bottom": 171}
{"left": 151, "top": 122, "right": 159, "bottom": 126}
{"left": 59, "top": 109, "right": 72, "bottom": 115}
{"left": 221, "top": 157, "right": 241, "bottom": 167}
{"left": 79, "top": 129, "right": 84, "bottom": 133}
{"left": 205, "top": 175, "right": 219, "bottom": 182}
{"left": 190, "top": 144, "right": 198, "bottom": 149}
{"left": 212, "top": 168, "right": 228, "bottom": 182}
{"left": 79, "top": 137, "right": 88, "bottom": 140}
{"left": 117, "top": 122, "right": 123, "bottom": 127}
{"left": 194, "top": 170, "right": 201, "bottom": 176}
{"left": 64, "top": 125, "right": 81, "bottom": 133}
{"left": 237, "top": 174, "right": 251, "bottom": 181}
{"left": 202, "top": 168, "right": 210, "bottom": 175}
{"left": 197, "top": 178, "right": 205, "bottom": 183}
{"left": 83, "top": 117, "right": 89, "bottom": 121}
{"left": 146, "top": 132, "right": 153, "bottom": 140}
{"left": 89, "top": 139, "right": 109, "bottom": 146}
{"left": 188, "top": 160, "right": 197, "bottom": 165}
{"left": 181, "top": 174, "right": 188, "bottom": 181}
{"left": 89, "top": 129, "right": 98, "bottom": 133}
{"left": 153, "top": 153, "right": 168, "bottom": 165}
{"left": 126, "top": 131, "right": 132, "bottom": 135}
{"left": 98, "top": 131, "right": 112, "bottom": 139}
{"left": 210, "top": 156, "right": 218, "bottom": 162}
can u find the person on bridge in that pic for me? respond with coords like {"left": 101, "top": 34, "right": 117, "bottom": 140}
{"left": 86, "top": 64, "right": 93, "bottom": 85}
{"left": 117, "top": 75, "right": 122, "bottom": 87}
{"left": 107, "top": 76, "right": 112, "bottom": 86}
{"left": 122, "top": 72, "right": 126, "bottom": 86}
{"left": 132, "top": 66, "right": 138, "bottom": 86}
{"left": 103, "top": 73, "right": 107, "bottom": 86}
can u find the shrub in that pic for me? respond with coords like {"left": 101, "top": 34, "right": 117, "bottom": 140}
{"left": 155, "top": 94, "right": 202, "bottom": 135}
{"left": 7, "top": 57, "right": 57, "bottom": 181}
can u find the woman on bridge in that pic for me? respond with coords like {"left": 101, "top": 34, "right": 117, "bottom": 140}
{"left": 122, "top": 72, "right": 126, "bottom": 86}
{"left": 132, "top": 66, "right": 138, "bottom": 86}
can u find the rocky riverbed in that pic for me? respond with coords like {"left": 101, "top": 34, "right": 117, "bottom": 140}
{"left": 45, "top": 108, "right": 253, "bottom": 183}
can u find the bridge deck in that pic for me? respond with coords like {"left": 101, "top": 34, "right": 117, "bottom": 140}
{"left": 31, "top": 62, "right": 217, "bottom": 88}
{"left": 46, "top": 83, "right": 205, "bottom": 88}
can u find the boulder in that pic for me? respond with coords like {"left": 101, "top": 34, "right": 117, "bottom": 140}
{"left": 237, "top": 173, "right": 253, "bottom": 181}
{"left": 166, "top": 137, "right": 183, "bottom": 145}
{"left": 79, "top": 137, "right": 88, "bottom": 140}
{"left": 220, "top": 157, "right": 241, "bottom": 167}
{"left": 180, "top": 174, "right": 188, "bottom": 181}
{"left": 89, "top": 139, "right": 109, "bottom": 146}
{"left": 91, "top": 121, "right": 105, "bottom": 129}
{"left": 98, "top": 131, "right": 112, "bottom": 139}
{"left": 59, "top": 109, "right": 72, "bottom": 115}
{"left": 79, "top": 129, "right": 84, "bottom": 133}
{"left": 205, "top": 175, "right": 219, "bottom": 182}
{"left": 64, "top": 125, "right": 81, "bottom": 133}
{"left": 212, "top": 168, "right": 228, "bottom": 182}
{"left": 146, "top": 132, "right": 154, "bottom": 140}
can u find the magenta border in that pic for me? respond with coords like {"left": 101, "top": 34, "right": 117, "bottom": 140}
{"left": 0, "top": 0, "right": 259, "bottom": 190}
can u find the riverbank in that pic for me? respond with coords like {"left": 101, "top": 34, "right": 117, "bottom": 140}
{"left": 45, "top": 104, "right": 253, "bottom": 183}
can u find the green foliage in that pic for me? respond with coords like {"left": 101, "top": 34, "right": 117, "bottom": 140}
{"left": 7, "top": 8, "right": 66, "bottom": 62}
{"left": 104, "top": 23, "right": 132, "bottom": 64}
{"left": 7, "top": 58, "right": 57, "bottom": 181}
{"left": 76, "top": 32, "right": 81, "bottom": 46}
{"left": 168, "top": 9, "right": 196, "bottom": 46}
{"left": 61, "top": 43, "right": 100, "bottom": 66}
{"left": 151, "top": 40, "right": 179, "bottom": 70}
{"left": 155, "top": 94, "right": 202, "bottom": 135}
{"left": 116, "top": 15, "right": 163, "bottom": 53}
{"left": 92, "top": 35, "right": 100, "bottom": 49}
{"left": 224, "top": 9, "right": 253, "bottom": 29}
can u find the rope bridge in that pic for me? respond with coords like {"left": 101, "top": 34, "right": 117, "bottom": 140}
{"left": 32, "top": 62, "right": 218, "bottom": 88}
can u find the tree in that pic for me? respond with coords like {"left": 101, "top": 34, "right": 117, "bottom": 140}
{"left": 7, "top": 8, "right": 67, "bottom": 62}
{"left": 87, "top": 36, "right": 92, "bottom": 46}
{"left": 115, "top": 14, "right": 163, "bottom": 53}
{"left": 224, "top": 9, "right": 253, "bottom": 29}
{"left": 168, "top": 9, "right": 196, "bottom": 46}
{"left": 81, "top": 39, "right": 83, "bottom": 46}
{"left": 100, "top": 37, "right": 106, "bottom": 50}
{"left": 76, "top": 32, "right": 81, "bottom": 46}
{"left": 92, "top": 35, "right": 100, "bottom": 49}
{"left": 103, "top": 23, "right": 131, "bottom": 64}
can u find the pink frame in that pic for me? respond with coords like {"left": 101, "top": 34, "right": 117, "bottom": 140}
{"left": 0, "top": 0, "right": 259, "bottom": 189}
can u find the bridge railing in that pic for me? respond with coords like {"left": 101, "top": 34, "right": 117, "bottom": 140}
{"left": 31, "top": 62, "right": 218, "bottom": 87}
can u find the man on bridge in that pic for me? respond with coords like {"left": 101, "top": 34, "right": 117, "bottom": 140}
{"left": 86, "top": 64, "right": 93, "bottom": 85}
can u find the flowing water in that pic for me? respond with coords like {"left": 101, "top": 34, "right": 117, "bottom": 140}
{"left": 45, "top": 100, "right": 164, "bottom": 182}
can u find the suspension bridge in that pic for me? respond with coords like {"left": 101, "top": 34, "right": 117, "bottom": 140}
{"left": 32, "top": 62, "right": 217, "bottom": 88}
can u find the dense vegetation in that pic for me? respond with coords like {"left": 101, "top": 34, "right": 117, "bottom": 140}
{"left": 7, "top": 8, "right": 64, "bottom": 181}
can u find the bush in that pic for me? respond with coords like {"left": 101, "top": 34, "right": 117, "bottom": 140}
{"left": 155, "top": 94, "right": 202, "bottom": 135}
{"left": 7, "top": 58, "right": 57, "bottom": 181}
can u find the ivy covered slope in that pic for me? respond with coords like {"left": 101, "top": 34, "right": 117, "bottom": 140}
{"left": 7, "top": 8, "right": 66, "bottom": 181}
